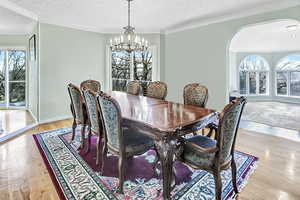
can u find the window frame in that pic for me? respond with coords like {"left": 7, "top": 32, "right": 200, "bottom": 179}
{"left": 0, "top": 48, "right": 27, "bottom": 109}
{"left": 106, "top": 45, "right": 159, "bottom": 91}
{"left": 275, "top": 55, "right": 300, "bottom": 98}
{"left": 238, "top": 55, "right": 270, "bottom": 96}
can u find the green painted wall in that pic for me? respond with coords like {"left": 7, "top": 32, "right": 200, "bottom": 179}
{"left": 164, "top": 5, "right": 300, "bottom": 110}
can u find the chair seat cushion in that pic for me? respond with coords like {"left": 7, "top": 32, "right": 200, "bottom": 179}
{"left": 182, "top": 135, "right": 217, "bottom": 168}
{"left": 123, "top": 128, "right": 154, "bottom": 154}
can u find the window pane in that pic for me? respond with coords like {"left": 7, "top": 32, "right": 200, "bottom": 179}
{"left": 277, "top": 72, "right": 287, "bottom": 95}
{"left": 8, "top": 50, "right": 26, "bottom": 81}
{"left": 249, "top": 72, "right": 256, "bottom": 94}
{"left": 259, "top": 72, "right": 267, "bottom": 94}
{"left": 239, "top": 71, "right": 247, "bottom": 94}
{"left": 133, "top": 50, "right": 152, "bottom": 82}
{"left": 9, "top": 82, "right": 25, "bottom": 106}
{"left": 291, "top": 72, "right": 300, "bottom": 96}
{"left": 111, "top": 50, "right": 130, "bottom": 92}
{"left": 0, "top": 51, "right": 5, "bottom": 106}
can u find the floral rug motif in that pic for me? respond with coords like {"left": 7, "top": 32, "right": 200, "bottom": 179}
{"left": 33, "top": 128, "right": 258, "bottom": 200}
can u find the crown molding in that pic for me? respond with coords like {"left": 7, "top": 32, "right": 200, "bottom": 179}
{"left": 0, "top": 0, "right": 38, "bottom": 21}
{"left": 163, "top": 1, "right": 300, "bottom": 35}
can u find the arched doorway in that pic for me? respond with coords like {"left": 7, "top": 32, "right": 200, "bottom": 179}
{"left": 228, "top": 19, "right": 300, "bottom": 132}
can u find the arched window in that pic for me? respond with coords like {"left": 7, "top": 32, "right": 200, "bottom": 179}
{"left": 239, "top": 55, "right": 269, "bottom": 95}
{"left": 276, "top": 55, "right": 300, "bottom": 97}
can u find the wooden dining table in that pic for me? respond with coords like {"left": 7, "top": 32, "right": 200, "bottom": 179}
{"left": 108, "top": 91, "right": 218, "bottom": 199}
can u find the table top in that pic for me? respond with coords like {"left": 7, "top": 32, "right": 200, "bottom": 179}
{"left": 109, "top": 91, "right": 216, "bottom": 133}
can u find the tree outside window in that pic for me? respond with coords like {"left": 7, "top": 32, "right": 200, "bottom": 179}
{"left": 111, "top": 49, "right": 152, "bottom": 94}
{"left": 239, "top": 55, "right": 269, "bottom": 95}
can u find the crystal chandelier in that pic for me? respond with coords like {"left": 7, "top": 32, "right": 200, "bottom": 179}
{"left": 110, "top": 0, "right": 149, "bottom": 52}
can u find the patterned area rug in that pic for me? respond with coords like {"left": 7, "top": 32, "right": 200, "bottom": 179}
{"left": 33, "top": 128, "right": 258, "bottom": 200}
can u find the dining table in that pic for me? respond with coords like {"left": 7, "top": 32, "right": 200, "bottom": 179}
{"left": 108, "top": 91, "right": 218, "bottom": 199}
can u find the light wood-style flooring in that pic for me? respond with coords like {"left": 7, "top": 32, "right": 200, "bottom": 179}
{"left": 0, "top": 109, "right": 36, "bottom": 140}
{"left": 0, "top": 119, "right": 300, "bottom": 200}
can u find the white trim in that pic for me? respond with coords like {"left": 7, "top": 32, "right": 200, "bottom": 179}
{"left": 27, "top": 107, "right": 38, "bottom": 122}
{"left": 164, "top": 2, "right": 300, "bottom": 34}
{"left": 0, "top": 122, "right": 38, "bottom": 143}
{"left": 38, "top": 115, "right": 72, "bottom": 125}
{"left": 0, "top": 0, "right": 38, "bottom": 21}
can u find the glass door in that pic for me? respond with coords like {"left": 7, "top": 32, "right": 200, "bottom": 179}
{"left": 0, "top": 49, "right": 26, "bottom": 108}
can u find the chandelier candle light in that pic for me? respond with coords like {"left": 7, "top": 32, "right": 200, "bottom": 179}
{"left": 110, "top": 0, "right": 149, "bottom": 52}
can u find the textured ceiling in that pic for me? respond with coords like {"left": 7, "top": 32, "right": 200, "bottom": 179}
{"left": 5, "top": 0, "right": 300, "bottom": 33}
{"left": 230, "top": 19, "right": 300, "bottom": 52}
{"left": 0, "top": 6, "right": 35, "bottom": 34}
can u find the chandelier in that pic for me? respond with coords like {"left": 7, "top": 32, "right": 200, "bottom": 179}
{"left": 110, "top": 0, "right": 149, "bottom": 52}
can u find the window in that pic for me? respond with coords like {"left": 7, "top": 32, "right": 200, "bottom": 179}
{"left": 110, "top": 48, "right": 155, "bottom": 92}
{"left": 239, "top": 55, "right": 269, "bottom": 95}
{"left": 0, "top": 49, "right": 26, "bottom": 107}
{"left": 276, "top": 55, "right": 300, "bottom": 97}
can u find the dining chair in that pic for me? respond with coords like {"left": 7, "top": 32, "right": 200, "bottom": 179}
{"left": 146, "top": 81, "right": 168, "bottom": 100}
{"left": 67, "top": 83, "right": 89, "bottom": 148}
{"left": 80, "top": 79, "right": 101, "bottom": 93}
{"left": 97, "top": 92, "right": 155, "bottom": 193}
{"left": 82, "top": 88, "right": 103, "bottom": 165}
{"left": 183, "top": 83, "right": 208, "bottom": 107}
{"left": 183, "top": 83, "right": 209, "bottom": 136}
{"left": 126, "top": 80, "right": 141, "bottom": 95}
{"left": 177, "top": 97, "right": 247, "bottom": 200}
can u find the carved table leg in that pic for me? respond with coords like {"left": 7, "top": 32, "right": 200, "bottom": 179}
{"left": 155, "top": 138, "right": 177, "bottom": 200}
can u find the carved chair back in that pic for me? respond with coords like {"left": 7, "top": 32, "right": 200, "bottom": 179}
{"left": 80, "top": 80, "right": 101, "bottom": 93}
{"left": 216, "top": 97, "right": 247, "bottom": 164}
{"left": 97, "top": 92, "right": 124, "bottom": 153}
{"left": 127, "top": 81, "right": 141, "bottom": 95}
{"left": 183, "top": 83, "right": 208, "bottom": 108}
{"left": 146, "top": 81, "right": 168, "bottom": 100}
{"left": 82, "top": 88, "right": 101, "bottom": 135}
{"left": 67, "top": 83, "right": 85, "bottom": 124}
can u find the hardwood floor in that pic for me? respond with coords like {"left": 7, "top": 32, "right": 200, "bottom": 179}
{"left": 0, "top": 119, "right": 300, "bottom": 200}
{"left": 0, "top": 109, "right": 36, "bottom": 140}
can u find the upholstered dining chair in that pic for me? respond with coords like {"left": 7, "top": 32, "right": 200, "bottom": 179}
{"left": 80, "top": 80, "right": 101, "bottom": 93}
{"left": 183, "top": 83, "right": 208, "bottom": 108}
{"left": 67, "top": 83, "right": 89, "bottom": 148}
{"left": 82, "top": 88, "right": 103, "bottom": 165}
{"left": 126, "top": 80, "right": 141, "bottom": 95}
{"left": 146, "top": 81, "right": 168, "bottom": 100}
{"left": 177, "top": 97, "right": 247, "bottom": 200}
{"left": 97, "top": 92, "right": 155, "bottom": 193}
{"left": 183, "top": 83, "right": 210, "bottom": 136}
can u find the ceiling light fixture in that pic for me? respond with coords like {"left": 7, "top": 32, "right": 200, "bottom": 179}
{"left": 109, "top": 0, "right": 149, "bottom": 52}
{"left": 286, "top": 25, "right": 298, "bottom": 31}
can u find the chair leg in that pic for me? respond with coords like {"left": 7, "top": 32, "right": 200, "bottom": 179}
{"left": 101, "top": 142, "right": 107, "bottom": 175}
{"left": 231, "top": 159, "right": 239, "bottom": 194}
{"left": 118, "top": 155, "right": 125, "bottom": 194}
{"left": 96, "top": 136, "right": 101, "bottom": 166}
{"left": 71, "top": 120, "right": 76, "bottom": 140}
{"left": 80, "top": 124, "right": 86, "bottom": 149}
{"left": 213, "top": 169, "right": 222, "bottom": 200}
{"left": 85, "top": 127, "right": 92, "bottom": 154}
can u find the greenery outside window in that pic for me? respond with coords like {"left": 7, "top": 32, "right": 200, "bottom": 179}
{"left": 0, "top": 50, "right": 26, "bottom": 107}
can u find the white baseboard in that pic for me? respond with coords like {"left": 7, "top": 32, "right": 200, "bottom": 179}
{"left": 38, "top": 115, "right": 73, "bottom": 125}
{"left": 27, "top": 108, "right": 38, "bottom": 122}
